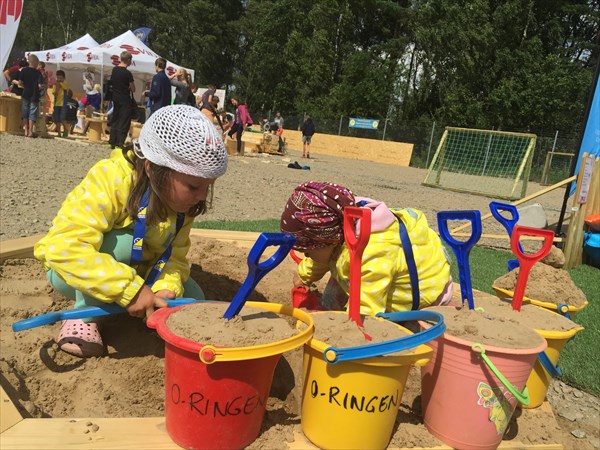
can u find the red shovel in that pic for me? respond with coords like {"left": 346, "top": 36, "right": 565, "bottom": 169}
{"left": 510, "top": 226, "right": 555, "bottom": 311}
{"left": 289, "top": 250, "right": 324, "bottom": 310}
{"left": 344, "top": 206, "right": 372, "bottom": 341}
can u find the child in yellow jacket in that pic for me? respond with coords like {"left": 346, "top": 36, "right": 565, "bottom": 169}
{"left": 280, "top": 181, "right": 453, "bottom": 315}
{"left": 34, "top": 105, "right": 228, "bottom": 357}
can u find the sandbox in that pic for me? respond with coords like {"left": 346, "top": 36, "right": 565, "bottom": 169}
{"left": 0, "top": 230, "right": 569, "bottom": 449}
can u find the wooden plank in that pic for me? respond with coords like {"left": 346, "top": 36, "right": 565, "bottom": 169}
{"left": 0, "top": 385, "right": 23, "bottom": 433}
{"left": 449, "top": 175, "right": 577, "bottom": 235}
{"left": 0, "top": 235, "right": 43, "bottom": 261}
{"left": 564, "top": 154, "right": 588, "bottom": 268}
{"left": 0, "top": 417, "right": 179, "bottom": 450}
{"left": 452, "top": 232, "right": 563, "bottom": 243}
{"left": 1, "top": 415, "right": 563, "bottom": 450}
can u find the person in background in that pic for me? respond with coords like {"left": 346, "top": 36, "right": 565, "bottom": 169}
{"left": 300, "top": 113, "right": 315, "bottom": 158}
{"left": 199, "top": 84, "right": 216, "bottom": 110}
{"left": 280, "top": 181, "right": 453, "bottom": 314}
{"left": 109, "top": 51, "right": 135, "bottom": 149}
{"left": 227, "top": 96, "right": 253, "bottom": 155}
{"left": 12, "top": 54, "right": 43, "bottom": 137}
{"left": 52, "top": 70, "right": 69, "bottom": 137}
{"left": 144, "top": 57, "right": 171, "bottom": 116}
{"left": 83, "top": 67, "right": 95, "bottom": 94}
{"left": 169, "top": 68, "right": 194, "bottom": 106}
{"left": 3, "top": 57, "right": 27, "bottom": 95}
{"left": 272, "top": 111, "right": 285, "bottom": 153}
{"left": 201, "top": 94, "right": 226, "bottom": 135}
{"left": 65, "top": 89, "right": 79, "bottom": 135}
{"left": 33, "top": 105, "right": 228, "bottom": 358}
{"left": 86, "top": 84, "right": 102, "bottom": 112}
{"left": 273, "top": 111, "right": 284, "bottom": 130}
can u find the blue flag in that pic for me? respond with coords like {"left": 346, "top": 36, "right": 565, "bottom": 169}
{"left": 133, "top": 27, "right": 152, "bottom": 45}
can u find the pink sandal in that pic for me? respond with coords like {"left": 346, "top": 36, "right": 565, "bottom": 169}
{"left": 57, "top": 319, "right": 105, "bottom": 357}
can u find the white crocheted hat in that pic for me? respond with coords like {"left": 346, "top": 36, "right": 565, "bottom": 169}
{"left": 137, "top": 105, "right": 228, "bottom": 179}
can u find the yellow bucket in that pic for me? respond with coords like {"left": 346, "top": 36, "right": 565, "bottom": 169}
{"left": 492, "top": 285, "right": 588, "bottom": 318}
{"left": 525, "top": 325, "right": 584, "bottom": 408}
{"left": 300, "top": 313, "right": 433, "bottom": 450}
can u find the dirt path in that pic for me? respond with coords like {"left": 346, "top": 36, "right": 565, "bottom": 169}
{"left": 0, "top": 134, "right": 598, "bottom": 449}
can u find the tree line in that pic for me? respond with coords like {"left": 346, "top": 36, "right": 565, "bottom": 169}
{"left": 10, "top": 0, "right": 599, "bottom": 135}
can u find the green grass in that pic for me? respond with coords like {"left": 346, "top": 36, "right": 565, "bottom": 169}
{"left": 194, "top": 219, "right": 600, "bottom": 394}
{"left": 193, "top": 219, "right": 280, "bottom": 233}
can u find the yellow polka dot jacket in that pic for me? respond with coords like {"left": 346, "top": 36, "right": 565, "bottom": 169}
{"left": 34, "top": 149, "right": 194, "bottom": 307}
{"left": 297, "top": 202, "right": 451, "bottom": 314}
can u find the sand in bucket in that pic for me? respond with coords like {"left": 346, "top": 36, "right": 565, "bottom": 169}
{"left": 420, "top": 306, "right": 547, "bottom": 450}
{"left": 300, "top": 311, "right": 434, "bottom": 450}
{"left": 467, "top": 294, "right": 584, "bottom": 409}
{"left": 493, "top": 262, "right": 588, "bottom": 317}
{"left": 147, "top": 301, "right": 314, "bottom": 450}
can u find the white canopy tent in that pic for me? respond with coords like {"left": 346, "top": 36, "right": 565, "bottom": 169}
{"left": 27, "top": 31, "right": 194, "bottom": 105}
{"left": 28, "top": 33, "right": 100, "bottom": 66}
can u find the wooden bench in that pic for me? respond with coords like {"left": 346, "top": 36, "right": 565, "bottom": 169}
{"left": 86, "top": 117, "right": 108, "bottom": 143}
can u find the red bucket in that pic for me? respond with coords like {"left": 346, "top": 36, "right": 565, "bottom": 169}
{"left": 147, "top": 302, "right": 314, "bottom": 450}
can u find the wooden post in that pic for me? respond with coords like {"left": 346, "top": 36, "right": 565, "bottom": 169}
{"left": 563, "top": 153, "right": 598, "bottom": 268}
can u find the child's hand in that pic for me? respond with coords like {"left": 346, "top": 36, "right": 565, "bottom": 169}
{"left": 127, "top": 285, "right": 169, "bottom": 320}
{"left": 293, "top": 273, "right": 309, "bottom": 289}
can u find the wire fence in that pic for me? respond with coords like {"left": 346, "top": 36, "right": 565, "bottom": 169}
{"left": 257, "top": 109, "right": 581, "bottom": 184}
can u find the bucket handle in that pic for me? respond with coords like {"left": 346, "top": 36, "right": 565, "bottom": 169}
{"left": 538, "top": 351, "right": 562, "bottom": 378}
{"left": 322, "top": 310, "right": 445, "bottom": 364}
{"left": 557, "top": 303, "right": 572, "bottom": 319}
{"left": 471, "top": 343, "right": 530, "bottom": 406}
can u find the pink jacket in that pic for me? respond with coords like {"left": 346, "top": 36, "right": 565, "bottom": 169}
{"left": 236, "top": 103, "right": 253, "bottom": 127}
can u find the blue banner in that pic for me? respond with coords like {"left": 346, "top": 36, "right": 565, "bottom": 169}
{"left": 571, "top": 70, "right": 599, "bottom": 195}
{"left": 133, "top": 27, "right": 152, "bottom": 45}
{"left": 349, "top": 118, "right": 379, "bottom": 130}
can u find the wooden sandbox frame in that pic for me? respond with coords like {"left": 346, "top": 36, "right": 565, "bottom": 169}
{"left": 0, "top": 230, "right": 563, "bottom": 450}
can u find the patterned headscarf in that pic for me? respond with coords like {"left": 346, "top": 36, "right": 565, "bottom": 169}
{"left": 280, "top": 181, "right": 355, "bottom": 251}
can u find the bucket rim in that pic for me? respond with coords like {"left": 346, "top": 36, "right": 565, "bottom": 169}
{"left": 419, "top": 320, "right": 548, "bottom": 355}
{"left": 147, "top": 301, "right": 314, "bottom": 364}
{"left": 305, "top": 311, "right": 433, "bottom": 367}
{"left": 492, "top": 285, "right": 588, "bottom": 313}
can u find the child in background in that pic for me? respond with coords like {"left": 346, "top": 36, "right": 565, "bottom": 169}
{"left": 52, "top": 70, "right": 69, "bottom": 137}
{"left": 280, "top": 181, "right": 453, "bottom": 314}
{"left": 34, "top": 105, "right": 228, "bottom": 357}
{"left": 65, "top": 90, "right": 79, "bottom": 134}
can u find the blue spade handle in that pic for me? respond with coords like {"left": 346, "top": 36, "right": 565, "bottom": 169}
{"left": 12, "top": 298, "right": 202, "bottom": 332}
{"left": 437, "top": 210, "right": 482, "bottom": 310}
{"left": 322, "top": 311, "right": 445, "bottom": 364}
{"left": 489, "top": 201, "right": 522, "bottom": 271}
{"left": 223, "top": 233, "right": 296, "bottom": 319}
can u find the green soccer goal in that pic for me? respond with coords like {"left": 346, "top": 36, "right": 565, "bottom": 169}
{"left": 422, "top": 127, "right": 537, "bottom": 200}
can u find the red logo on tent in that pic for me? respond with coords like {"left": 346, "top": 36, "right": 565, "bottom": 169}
{"left": 111, "top": 55, "right": 120, "bottom": 66}
{"left": 166, "top": 66, "right": 175, "bottom": 76}
{"left": 61, "top": 52, "right": 67, "bottom": 61}
{"left": 46, "top": 52, "right": 51, "bottom": 61}
{"left": 87, "top": 52, "right": 92, "bottom": 62}
{"left": 77, "top": 46, "right": 89, "bottom": 50}
{"left": 0, "top": 0, "right": 23, "bottom": 25}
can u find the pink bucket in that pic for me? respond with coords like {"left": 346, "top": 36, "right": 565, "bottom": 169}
{"left": 420, "top": 328, "right": 546, "bottom": 450}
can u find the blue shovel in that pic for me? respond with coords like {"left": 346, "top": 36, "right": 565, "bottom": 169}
{"left": 489, "top": 201, "right": 521, "bottom": 271}
{"left": 223, "top": 232, "right": 296, "bottom": 319}
{"left": 12, "top": 298, "right": 202, "bottom": 332}
{"left": 437, "top": 210, "right": 482, "bottom": 310}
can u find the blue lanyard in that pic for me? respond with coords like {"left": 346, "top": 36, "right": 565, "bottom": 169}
{"left": 130, "top": 190, "right": 185, "bottom": 287}
{"left": 395, "top": 215, "right": 420, "bottom": 310}
{"left": 354, "top": 202, "right": 420, "bottom": 311}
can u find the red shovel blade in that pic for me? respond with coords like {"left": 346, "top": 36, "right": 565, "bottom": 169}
{"left": 344, "top": 207, "right": 372, "bottom": 340}
{"left": 510, "top": 226, "right": 555, "bottom": 311}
